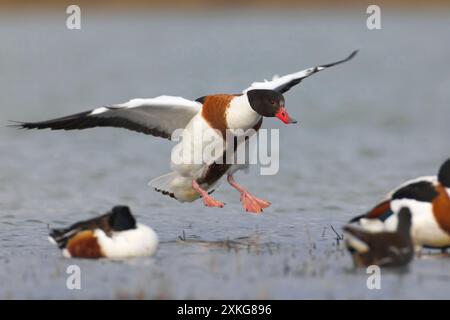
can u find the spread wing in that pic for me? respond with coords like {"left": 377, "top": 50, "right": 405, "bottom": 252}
{"left": 243, "top": 50, "right": 358, "bottom": 94}
{"left": 14, "top": 95, "right": 202, "bottom": 140}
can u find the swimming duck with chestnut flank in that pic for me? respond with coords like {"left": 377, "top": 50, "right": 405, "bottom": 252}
{"left": 350, "top": 159, "right": 450, "bottom": 251}
{"left": 49, "top": 206, "right": 158, "bottom": 259}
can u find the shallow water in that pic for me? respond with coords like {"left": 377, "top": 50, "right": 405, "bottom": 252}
{"left": 1, "top": 10, "right": 450, "bottom": 299}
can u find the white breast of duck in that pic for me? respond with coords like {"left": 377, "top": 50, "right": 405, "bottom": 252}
{"left": 170, "top": 94, "right": 262, "bottom": 178}
{"left": 82, "top": 223, "right": 158, "bottom": 259}
{"left": 389, "top": 199, "right": 450, "bottom": 248}
{"left": 226, "top": 94, "right": 262, "bottom": 133}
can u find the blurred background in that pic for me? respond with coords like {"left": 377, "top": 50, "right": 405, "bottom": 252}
{"left": 0, "top": 1, "right": 449, "bottom": 299}
{"left": 1, "top": 0, "right": 450, "bottom": 10}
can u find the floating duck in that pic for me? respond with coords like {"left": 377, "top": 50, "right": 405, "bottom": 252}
{"left": 344, "top": 207, "right": 414, "bottom": 267}
{"left": 49, "top": 206, "right": 158, "bottom": 259}
{"left": 350, "top": 159, "right": 450, "bottom": 250}
{"left": 15, "top": 51, "right": 357, "bottom": 213}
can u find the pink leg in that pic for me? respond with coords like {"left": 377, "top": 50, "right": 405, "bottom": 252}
{"left": 227, "top": 175, "right": 271, "bottom": 214}
{"left": 192, "top": 180, "right": 224, "bottom": 208}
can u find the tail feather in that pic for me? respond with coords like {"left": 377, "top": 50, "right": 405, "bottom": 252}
{"left": 348, "top": 213, "right": 366, "bottom": 223}
{"left": 49, "top": 227, "right": 81, "bottom": 249}
{"left": 149, "top": 172, "right": 206, "bottom": 202}
{"left": 149, "top": 172, "right": 179, "bottom": 199}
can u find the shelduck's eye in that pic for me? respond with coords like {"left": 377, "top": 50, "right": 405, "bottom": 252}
{"left": 269, "top": 100, "right": 275, "bottom": 105}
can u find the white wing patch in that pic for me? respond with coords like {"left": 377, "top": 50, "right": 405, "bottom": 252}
{"left": 244, "top": 67, "right": 322, "bottom": 93}
{"left": 243, "top": 50, "right": 357, "bottom": 94}
{"left": 116, "top": 95, "right": 201, "bottom": 109}
{"left": 90, "top": 107, "right": 109, "bottom": 115}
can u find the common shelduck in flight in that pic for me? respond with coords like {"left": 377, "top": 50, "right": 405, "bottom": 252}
{"left": 49, "top": 206, "right": 158, "bottom": 259}
{"left": 344, "top": 207, "right": 414, "bottom": 268}
{"left": 349, "top": 158, "right": 450, "bottom": 251}
{"left": 16, "top": 51, "right": 357, "bottom": 213}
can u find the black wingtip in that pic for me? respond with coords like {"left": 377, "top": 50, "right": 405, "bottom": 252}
{"left": 7, "top": 120, "right": 27, "bottom": 129}
{"left": 320, "top": 49, "right": 359, "bottom": 68}
{"left": 48, "top": 227, "right": 71, "bottom": 249}
{"left": 348, "top": 49, "right": 359, "bottom": 60}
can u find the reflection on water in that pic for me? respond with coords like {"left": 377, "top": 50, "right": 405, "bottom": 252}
{"left": 0, "top": 11, "right": 450, "bottom": 299}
